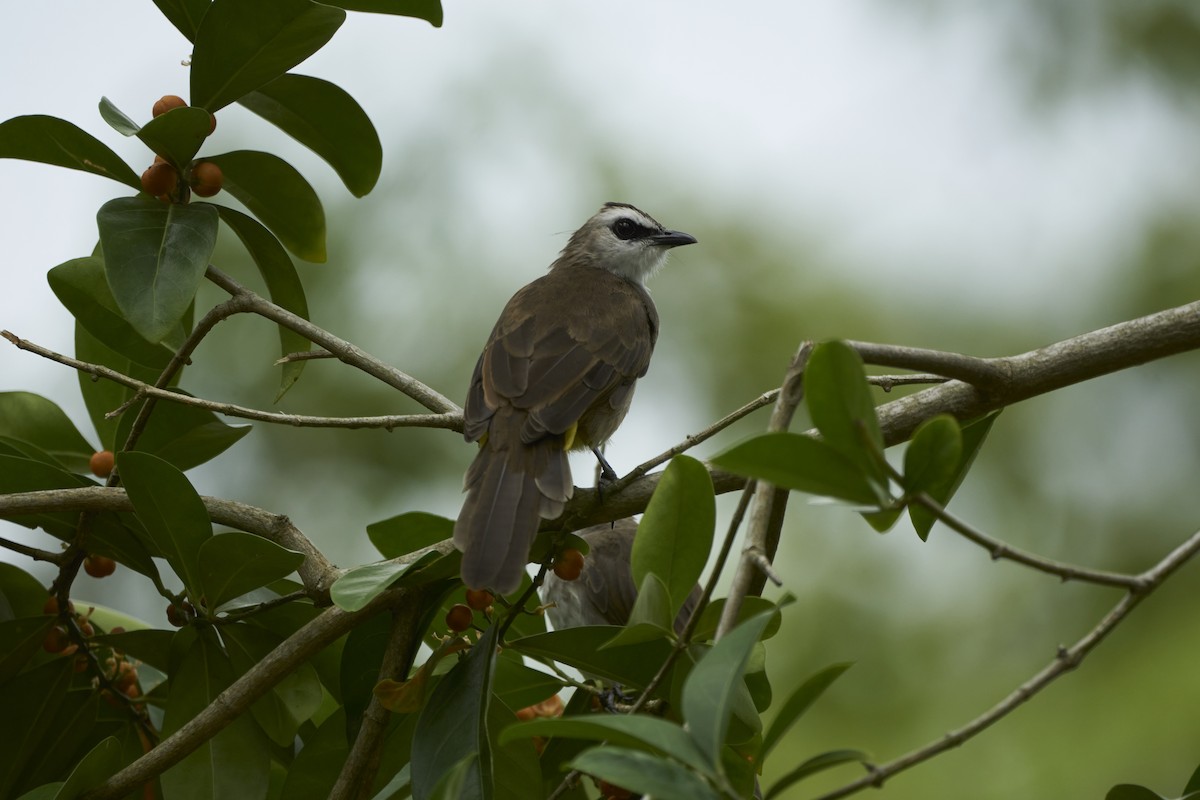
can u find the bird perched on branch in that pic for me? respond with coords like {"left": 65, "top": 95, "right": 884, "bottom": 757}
{"left": 454, "top": 203, "right": 697, "bottom": 594}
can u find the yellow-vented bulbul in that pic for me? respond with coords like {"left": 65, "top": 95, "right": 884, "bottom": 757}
{"left": 454, "top": 203, "right": 697, "bottom": 593}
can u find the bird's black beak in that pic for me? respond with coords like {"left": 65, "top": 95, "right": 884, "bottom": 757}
{"left": 652, "top": 229, "right": 698, "bottom": 248}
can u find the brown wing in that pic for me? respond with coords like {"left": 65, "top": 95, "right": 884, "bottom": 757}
{"left": 465, "top": 268, "right": 658, "bottom": 447}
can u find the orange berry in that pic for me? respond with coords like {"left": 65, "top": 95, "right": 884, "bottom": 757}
{"left": 208, "top": 113, "right": 217, "bottom": 135}
{"left": 140, "top": 163, "right": 178, "bottom": 198}
{"left": 445, "top": 603, "right": 473, "bottom": 632}
{"left": 166, "top": 602, "right": 193, "bottom": 627}
{"left": 552, "top": 548, "right": 585, "bottom": 582}
{"left": 89, "top": 450, "right": 115, "bottom": 478}
{"left": 189, "top": 161, "right": 223, "bottom": 197}
{"left": 83, "top": 555, "right": 117, "bottom": 579}
{"left": 43, "top": 595, "right": 74, "bottom": 616}
{"left": 152, "top": 94, "right": 187, "bottom": 117}
{"left": 78, "top": 620, "right": 95, "bottom": 637}
{"left": 465, "top": 589, "right": 494, "bottom": 611}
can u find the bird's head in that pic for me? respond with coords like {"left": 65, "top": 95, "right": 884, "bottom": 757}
{"left": 555, "top": 202, "right": 697, "bottom": 284}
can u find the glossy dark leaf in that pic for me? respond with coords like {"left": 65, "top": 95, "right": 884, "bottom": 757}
{"left": 152, "top": 0, "right": 211, "bottom": 41}
{"left": 765, "top": 749, "right": 871, "bottom": 799}
{"left": 1186, "top": 763, "right": 1200, "bottom": 794}
{"left": 222, "top": 623, "right": 322, "bottom": 746}
{"left": 197, "top": 532, "right": 304, "bottom": 610}
{"left": 367, "top": 512, "right": 453, "bottom": 559}
{"left": 239, "top": 73, "right": 382, "bottom": 196}
{"left": 691, "top": 597, "right": 782, "bottom": 643}
{"left": 214, "top": 206, "right": 311, "bottom": 398}
{"left": 632, "top": 455, "right": 714, "bottom": 621}
{"left": 0, "top": 392, "right": 95, "bottom": 474}
{"left": 509, "top": 626, "right": 673, "bottom": 690}
{"left": 331, "top": 561, "right": 418, "bottom": 612}
{"left": 1104, "top": 786, "right": 1166, "bottom": 800}
{"left": 0, "top": 616, "right": 54, "bottom": 683}
{"left": 96, "top": 197, "right": 218, "bottom": 343}
{"left": 53, "top": 736, "right": 123, "bottom": 800}
{"left": 0, "top": 455, "right": 88, "bottom": 538}
{"left": 0, "top": 115, "right": 140, "bottom": 189}
{"left": 601, "top": 573, "right": 673, "bottom": 649}
{"left": 275, "top": 708, "right": 349, "bottom": 799}
{"left": 190, "top": 0, "right": 346, "bottom": 112}
{"left": 204, "top": 150, "right": 325, "bottom": 262}
{"left": 488, "top": 700, "right": 541, "bottom": 800}
{"left": 902, "top": 414, "right": 962, "bottom": 496}
{"left": 341, "top": 612, "right": 392, "bottom": 736}
{"left": 805, "top": 340, "right": 887, "bottom": 489}
{"left": 682, "top": 610, "right": 775, "bottom": 771}
{"left": 412, "top": 625, "right": 499, "bottom": 800}
{"left": 499, "top": 716, "right": 712, "bottom": 777}
{"left": 567, "top": 747, "right": 719, "bottom": 800}
{"left": 49, "top": 257, "right": 176, "bottom": 370}
{"left": 492, "top": 658, "right": 563, "bottom": 713}
{"left": 323, "top": 0, "right": 442, "bottom": 26}
{"left": 761, "top": 663, "right": 853, "bottom": 758}
{"left": 161, "top": 629, "right": 270, "bottom": 799}
{"left": 97, "top": 97, "right": 140, "bottom": 136}
{"left": 74, "top": 324, "right": 161, "bottom": 451}
{"left": 0, "top": 562, "right": 53, "bottom": 620}
{"left": 907, "top": 411, "right": 998, "bottom": 540}
{"left": 117, "top": 451, "right": 212, "bottom": 594}
{"left": 0, "top": 659, "right": 74, "bottom": 798}
{"left": 137, "top": 105, "right": 213, "bottom": 167}
{"left": 713, "top": 432, "right": 882, "bottom": 506}
{"left": 111, "top": 389, "right": 250, "bottom": 472}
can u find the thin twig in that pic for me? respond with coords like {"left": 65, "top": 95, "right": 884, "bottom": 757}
{"left": 912, "top": 492, "right": 1144, "bottom": 589}
{"left": 205, "top": 266, "right": 461, "bottom": 415}
{"left": 717, "top": 343, "right": 812, "bottom": 640}
{"left": 1, "top": 331, "right": 462, "bottom": 432}
{"left": 847, "top": 341, "right": 1009, "bottom": 389}
{"left": 811, "top": 529, "right": 1200, "bottom": 800}
{"left": 0, "top": 534, "right": 66, "bottom": 564}
{"left": 275, "top": 349, "right": 335, "bottom": 364}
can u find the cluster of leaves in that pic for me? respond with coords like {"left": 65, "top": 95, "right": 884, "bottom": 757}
{"left": 1107, "top": 764, "right": 1200, "bottom": 800}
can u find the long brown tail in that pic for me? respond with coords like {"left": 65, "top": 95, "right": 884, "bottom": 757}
{"left": 454, "top": 410, "right": 572, "bottom": 593}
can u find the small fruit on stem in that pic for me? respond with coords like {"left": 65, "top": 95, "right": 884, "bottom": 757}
{"left": 89, "top": 450, "right": 115, "bottom": 479}
{"left": 84, "top": 555, "right": 117, "bottom": 578}
{"left": 152, "top": 94, "right": 186, "bottom": 117}
{"left": 189, "top": 161, "right": 222, "bottom": 197}
{"left": 445, "top": 604, "right": 473, "bottom": 632}
{"left": 465, "top": 588, "right": 494, "bottom": 610}
{"left": 552, "top": 548, "right": 585, "bottom": 581}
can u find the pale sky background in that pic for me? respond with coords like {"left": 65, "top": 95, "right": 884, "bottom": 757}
{"left": 1, "top": 4, "right": 1198, "bottom": 796}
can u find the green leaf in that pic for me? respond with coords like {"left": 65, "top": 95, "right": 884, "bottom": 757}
{"left": 331, "top": 561, "right": 418, "bottom": 612}
{"left": 509, "top": 627, "right": 674, "bottom": 690}
{"left": 190, "top": 0, "right": 346, "bottom": 112}
{"left": 765, "top": 749, "right": 870, "bottom": 799}
{"left": 428, "top": 756, "right": 474, "bottom": 800}
{"left": 633, "top": 455, "right": 714, "bottom": 621}
{"left": 1185, "top": 763, "right": 1200, "bottom": 794}
{"left": 49, "top": 258, "right": 177, "bottom": 371}
{"left": 112, "top": 390, "right": 250, "bottom": 471}
{"left": 0, "top": 659, "right": 73, "bottom": 798}
{"left": 197, "top": 532, "right": 304, "bottom": 609}
{"left": 94, "top": 628, "right": 174, "bottom": 671}
{"left": 761, "top": 662, "right": 853, "bottom": 758}
{"left": 567, "top": 747, "right": 719, "bottom": 800}
{"left": 902, "top": 415, "right": 962, "bottom": 496}
{"left": 97, "top": 97, "right": 140, "bottom": 136}
{"left": 161, "top": 629, "right": 270, "bottom": 799}
{"left": 204, "top": 150, "right": 326, "bottom": 262}
{"left": 214, "top": 206, "right": 311, "bottom": 399}
{"left": 713, "top": 432, "right": 882, "bottom": 506}
{"left": 367, "top": 512, "right": 453, "bottom": 559}
{"left": 322, "top": 0, "right": 442, "bottom": 26}
{"left": 0, "top": 562, "right": 54, "bottom": 620}
{"left": 601, "top": 573, "right": 673, "bottom": 649}
{"left": 52, "top": 737, "right": 123, "bottom": 800}
{"left": 492, "top": 658, "right": 563, "bottom": 713}
{"left": 908, "top": 411, "right": 999, "bottom": 541}
{"left": 0, "top": 455, "right": 88, "bottom": 538}
{"left": 0, "top": 393, "right": 95, "bottom": 474}
{"left": 488, "top": 698, "right": 541, "bottom": 800}
{"left": 341, "top": 612, "right": 393, "bottom": 734}
{"left": 805, "top": 340, "right": 886, "bottom": 488}
{"left": 0, "top": 115, "right": 140, "bottom": 189}
{"left": 0, "top": 616, "right": 54, "bottom": 683}
{"left": 682, "top": 610, "right": 775, "bottom": 772}
{"left": 412, "top": 625, "right": 499, "bottom": 800}
{"left": 152, "top": 0, "right": 211, "bottom": 41}
{"left": 137, "top": 106, "right": 213, "bottom": 167}
{"left": 222, "top": 623, "right": 322, "bottom": 746}
{"left": 97, "top": 196, "right": 218, "bottom": 343}
{"left": 499, "top": 716, "right": 712, "bottom": 777}
{"left": 239, "top": 73, "right": 382, "bottom": 196}
{"left": 117, "top": 451, "right": 212, "bottom": 594}
{"left": 1104, "top": 787, "right": 1167, "bottom": 800}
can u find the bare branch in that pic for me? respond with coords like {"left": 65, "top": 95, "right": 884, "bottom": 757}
{"left": 0, "top": 534, "right": 65, "bottom": 565}
{"left": 812, "top": 528, "right": 1200, "bottom": 800}
{"left": 0, "top": 487, "right": 340, "bottom": 600}
{"left": 848, "top": 341, "right": 1008, "bottom": 388}
{"left": 205, "top": 266, "right": 461, "bottom": 415}
{"left": 1, "top": 331, "right": 462, "bottom": 432}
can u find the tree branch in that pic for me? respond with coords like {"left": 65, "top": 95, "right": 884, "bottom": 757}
{"left": 811, "top": 528, "right": 1200, "bottom": 800}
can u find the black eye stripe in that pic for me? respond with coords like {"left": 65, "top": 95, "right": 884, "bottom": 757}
{"left": 612, "top": 218, "right": 655, "bottom": 240}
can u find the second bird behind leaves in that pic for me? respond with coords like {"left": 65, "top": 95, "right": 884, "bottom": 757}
{"left": 453, "top": 203, "right": 697, "bottom": 594}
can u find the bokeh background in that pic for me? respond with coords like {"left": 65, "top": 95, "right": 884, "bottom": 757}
{"left": 3, "top": 2, "right": 1200, "bottom": 798}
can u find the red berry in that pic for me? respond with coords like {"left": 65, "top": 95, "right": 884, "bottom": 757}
{"left": 43, "top": 625, "right": 70, "bottom": 653}
{"left": 465, "top": 589, "right": 494, "bottom": 611}
{"left": 166, "top": 602, "right": 193, "bottom": 627}
{"left": 445, "top": 604, "right": 473, "bottom": 632}
{"left": 89, "top": 450, "right": 115, "bottom": 479}
{"left": 207, "top": 113, "right": 217, "bottom": 134}
{"left": 152, "top": 94, "right": 187, "bottom": 117}
{"left": 140, "top": 163, "right": 178, "bottom": 198}
{"left": 189, "top": 161, "right": 223, "bottom": 197}
{"left": 83, "top": 555, "right": 117, "bottom": 578}
{"left": 553, "top": 548, "right": 585, "bottom": 582}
